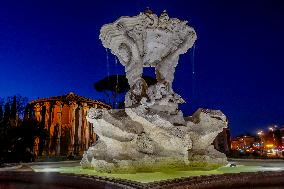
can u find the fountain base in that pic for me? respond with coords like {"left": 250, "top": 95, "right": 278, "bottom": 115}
{"left": 81, "top": 105, "right": 227, "bottom": 173}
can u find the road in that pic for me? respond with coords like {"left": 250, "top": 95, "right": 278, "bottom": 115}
{"left": 228, "top": 158, "right": 284, "bottom": 168}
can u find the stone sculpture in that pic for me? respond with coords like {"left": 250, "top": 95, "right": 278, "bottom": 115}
{"left": 81, "top": 10, "right": 228, "bottom": 173}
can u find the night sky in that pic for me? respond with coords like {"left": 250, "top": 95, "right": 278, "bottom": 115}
{"left": 0, "top": 0, "right": 284, "bottom": 136}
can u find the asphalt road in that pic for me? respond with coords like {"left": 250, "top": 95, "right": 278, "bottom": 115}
{"left": 228, "top": 158, "right": 284, "bottom": 168}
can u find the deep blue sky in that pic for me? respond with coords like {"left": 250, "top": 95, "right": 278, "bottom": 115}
{"left": 0, "top": 0, "right": 283, "bottom": 136}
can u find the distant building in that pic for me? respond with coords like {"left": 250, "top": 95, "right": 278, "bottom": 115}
{"left": 230, "top": 126, "right": 284, "bottom": 157}
{"left": 280, "top": 126, "right": 284, "bottom": 146}
{"left": 29, "top": 92, "right": 111, "bottom": 158}
{"left": 230, "top": 138, "right": 240, "bottom": 151}
{"left": 213, "top": 128, "right": 231, "bottom": 154}
{"left": 230, "top": 135, "right": 256, "bottom": 152}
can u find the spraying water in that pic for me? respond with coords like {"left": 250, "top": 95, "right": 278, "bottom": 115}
{"left": 115, "top": 56, "right": 119, "bottom": 108}
{"left": 105, "top": 48, "right": 110, "bottom": 78}
{"left": 191, "top": 44, "right": 196, "bottom": 100}
{"left": 105, "top": 48, "right": 111, "bottom": 105}
{"left": 192, "top": 44, "right": 195, "bottom": 76}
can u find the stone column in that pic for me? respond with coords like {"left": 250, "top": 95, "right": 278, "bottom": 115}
{"left": 42, "top": 102, "right": 52, "bottom": 155}
{"left": 78, "top": 106, "right": 82, "bottom": 155}
{"left": 55, "top": 101, "right": 63, "bottom": 156}
{"left": 33, "top": 103, "right": 44, "bottom": 156}
{"left": 44, "top": 102, "right": 51, "bottom": 130}
{"left": 91, "top": 104, "right": 98, "bottom": 144}
{"left": 82, "top": 103, "right": 89, "bottom": 150}
{"left": 43, "top": 102, "right": 51, "bottom": 155}
{"left": 34, "top": 103, "right": 42, "bottom": 122}
{"left": 69, "top": 101, "right": 78, "bottom": 156}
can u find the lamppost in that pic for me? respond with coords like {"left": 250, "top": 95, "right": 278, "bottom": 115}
{"left": 267, "top": 125, "right": 279, "bottom": 157}
{"left": 269, "top": 126, "right": 277, "bottom": 146}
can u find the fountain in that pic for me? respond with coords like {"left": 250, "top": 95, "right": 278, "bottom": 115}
{"left": 81, "top": 10, "right": 228, "bottom": 173}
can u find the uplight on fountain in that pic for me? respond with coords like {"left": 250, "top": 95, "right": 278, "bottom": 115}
{"left": 81, "top": 10, "right": 228, "bottom": 173}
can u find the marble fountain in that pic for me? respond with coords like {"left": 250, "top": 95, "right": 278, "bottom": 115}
{"left": 80, "top": 10, "right": 228, "bottom": 173}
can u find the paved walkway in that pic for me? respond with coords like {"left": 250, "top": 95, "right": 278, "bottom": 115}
{"left": 0, "top": 160, "right": 80, "bottom": 172}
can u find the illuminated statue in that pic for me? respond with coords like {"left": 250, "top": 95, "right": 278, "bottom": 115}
{"left": 81, "top": 10, "right": 228, "bottom": 173}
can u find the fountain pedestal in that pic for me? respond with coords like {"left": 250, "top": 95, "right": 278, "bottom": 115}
{"left": 81, "top": 10, "right": 228, "bottom": 173}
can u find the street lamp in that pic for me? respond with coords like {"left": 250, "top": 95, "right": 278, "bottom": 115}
{"left": 257, "top": 130, "right": 265, "bottom": 155}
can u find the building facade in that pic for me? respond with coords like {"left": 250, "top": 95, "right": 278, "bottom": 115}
{"left": 29, "top": 92, "right": 110, "bottom": 158}
{"left": 230, "top": 135, "right": 257, "bottom": 153}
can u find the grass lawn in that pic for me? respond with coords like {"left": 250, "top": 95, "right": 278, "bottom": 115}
{"left": 32, "top": 165, "right": 283, "bottom": 183}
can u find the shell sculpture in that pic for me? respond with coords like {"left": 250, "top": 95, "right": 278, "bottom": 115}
{"left": 99, "top": 10, "right": 197, "bottom": 87}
